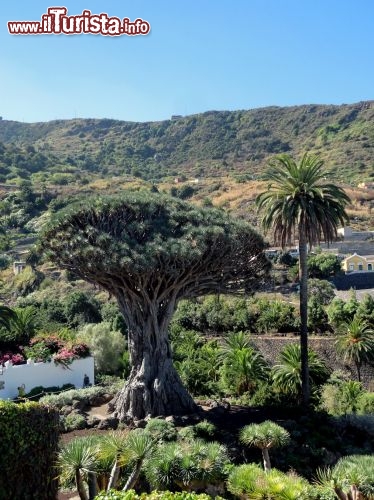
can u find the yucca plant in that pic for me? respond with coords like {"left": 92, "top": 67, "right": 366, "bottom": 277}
{"left": 122, "top": 429, "right": 155, "bottom": 491}
{"left": 316, "top": 455, "right": 374, "bottom": 500}
{"left": 239, "top": 420, "right": 290, "bottom": 472}
{"left": 57, "top": 437, "right": 99, "bottom": 500}
{"left": 98, "top": 431, "right": 130, "bottom": 491}
{"left": 144, "top": 439, "right": 229, "bottom": 492}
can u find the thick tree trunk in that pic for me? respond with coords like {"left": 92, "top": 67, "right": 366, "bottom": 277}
{"left": 113, "top": 298, "right": 197, "bottom": 421}
{"left": 298, "top": 228, "right": 310, "bottom": 407}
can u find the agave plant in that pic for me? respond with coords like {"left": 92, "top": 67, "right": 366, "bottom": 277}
{"left": 239, "top": 420, "right": 290, "bottom": 472}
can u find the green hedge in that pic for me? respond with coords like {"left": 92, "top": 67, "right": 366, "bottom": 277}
{"left": 95, "top": 491, "right": 210, "bottom": 500}
{"left": 0, "top": 401, "right": 59, "bottom": 499}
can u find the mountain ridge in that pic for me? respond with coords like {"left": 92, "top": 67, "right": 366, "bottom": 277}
{"left": 0, "top": 100, "right": 373, "bottom": 183}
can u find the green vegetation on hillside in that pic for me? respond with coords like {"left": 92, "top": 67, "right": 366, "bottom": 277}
{"left": 1, "top": 101, "right": 374, "bottom": 183}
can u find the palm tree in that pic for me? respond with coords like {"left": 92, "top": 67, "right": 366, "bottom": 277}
{"left": 0, "top": 305, "right": 16, "bottom": 331}
{"left": 220, "top": 332, "right": 269, "bottom": 395}
{"left": 336, "top": 317, "right": 374, "bottom": 381}
{"left": 272, "top": 343, "right": 330, "bottom": 402}
{"left": 239, "top": 420, "right": 290, "bottom": 472}
{"left": 256, "top": 153, "right": 350, "bottom": 406}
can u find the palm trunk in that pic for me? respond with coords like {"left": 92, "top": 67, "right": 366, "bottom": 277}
{"left": 87, "top": 471, "right": 98, "bottom": 500}
{"left": 107, "top": 459, "right": 120, "bottom": 491}
{"left": 355, "top": 361, "right": 361, "bottom": 382}
{"left": 261, "top": 448, "right": 272, "bottom": 472}
{"left": 113, "top": 296, "right": 197, "bottom": 421}
{"left": 298, "top": 226, "right": 310, "bottom": 406}
{"left": 75, "top": 470, "right": 88, "bottom": 500}
{"left": 123, "top": 460, "right": 143, "bottom": 491}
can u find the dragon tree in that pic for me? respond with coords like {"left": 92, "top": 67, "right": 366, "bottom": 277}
{"left": 41, "top": 192, "right": 270, "bottom": 420}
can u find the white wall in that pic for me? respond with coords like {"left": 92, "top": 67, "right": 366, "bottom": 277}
{"left": 0, "top": 357, "right": 94, "bottom": 400}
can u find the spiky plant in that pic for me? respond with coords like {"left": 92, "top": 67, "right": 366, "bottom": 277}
{"left": 57, "top": 437, "right": 99, "bottom": 500}
{"left": 227, "top": 464, "right": 312, "bottom": 499}
{"left": 272, "top": 343, "right": 330, "bottom": 402}
{"left": 316, "top": 455, "right": 374, "bottom": 499}
{"left": 0, "top": 305, "right": 16, "bottom": 331}
{"left": 336, "top": 318, "right": 374, "bottom": 382}
{"left": 144, "top": 439, "right": 229, "bottom": 492}
{"left": 220, "top": 332, "right": 269, "bottom": 396}
{"left": 239, "top": 420, "right": 290, "bottom": 472}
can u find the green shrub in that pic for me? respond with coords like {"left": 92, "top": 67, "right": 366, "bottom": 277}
{"left": 78, "top": 322, "right": 126, "bottom": 375}
{"left": 227, "top": 464, "right": 312, "bottom": 499}
{"left": 178, "top": 426, "right": 196, "bottom": 441}
{"left": 25, "top": 383, "right": 75, "bottom": 400}
{"left": 193, "top": 420, "right": 217, "bottom": 440}
{"left": 39, "top": 383, "right": 120, "bottom": 408}
{"left": 321, "top": 381, "right": 364, "bottom": 415}
{"left": 145, "top": 419, "right": 178, "bottom": 442}
{"left": 96, "top": 491, "right": 210, "bottom": 500}
{"left": 63, "top": 291, "right": 102, "bottom": 327}
{"left": 144, "top": 439, "right": 230, "bottom": 491}
{"left": 62, "top": 413, "right": 87, "bottom": 432}
{"left": 358, "top": 392, "right": 374, "bottom": 414}
{"left": 0, "top": 401, "right": 59, "bottom": 499}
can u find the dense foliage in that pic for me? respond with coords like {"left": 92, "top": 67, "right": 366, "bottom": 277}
{"left": 0, "top": 401, "right": 59, "bottom": 499}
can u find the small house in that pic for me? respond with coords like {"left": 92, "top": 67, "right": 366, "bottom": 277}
{"left": 13, "top": 261, "right": 26, "bottom": 275}
{"left": 342, "top": 253, "right": 374, "bottom": 273}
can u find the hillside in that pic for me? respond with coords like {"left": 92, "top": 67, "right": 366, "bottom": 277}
{"left": 0, "top": 100, "right": 374, "bottom": 184}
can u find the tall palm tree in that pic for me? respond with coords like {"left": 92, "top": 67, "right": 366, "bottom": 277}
{"left": 256, "top": 153, "right": 350, "bottom": 405}
{"left": 336, "top": 317, "right": 374, "bottom": 381}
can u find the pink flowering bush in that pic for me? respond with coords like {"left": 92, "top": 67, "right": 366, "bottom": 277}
{"left": 0, "top": 352, "right": 25, "bottom": 365}
{"left": 29, "top": 335, "right": 63, "bottom": 354}
{"left": 53, "top": 347, "right": 77, "bottom": 366}
{"left": 23, "top": 335, "right": 90, "bottom": 365}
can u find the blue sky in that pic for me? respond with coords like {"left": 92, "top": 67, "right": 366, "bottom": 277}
{"left": 1, "top": 0, "right": 374, "bottom": 123}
